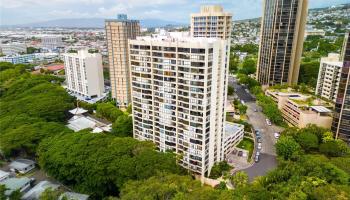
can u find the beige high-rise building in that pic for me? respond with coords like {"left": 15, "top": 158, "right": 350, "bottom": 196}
{"left": 105, "top": 14, "right": 140, "bottom": 107}
{"left": 190, "top": 5, "right": 232, "bottom": 40}
{"left": 257, "top": 0, "right": 308, "bottom": 86}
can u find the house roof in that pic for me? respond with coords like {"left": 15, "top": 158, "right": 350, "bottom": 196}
{"left": 22, "top": 181, "right": 59, "bottom": 200}
{"left": 46, "top": 64, "right": 64, "bottom": 71}
{"left": 59, "top": 192, "right": 89, "bottom": 200}
{"left": 67, "top": 116, "right": 96, "bottom": 132}
{"left": 69, "top": 108, "right": 88, "bottom": 115}
{"left": 0, "top": 170, "right": 10, "bottom": 178}
{"left": 9, "top": 159, "right": 35, "bottom": 170}
{"left": 1, "top": 177, "right": 31, "bottom": 195}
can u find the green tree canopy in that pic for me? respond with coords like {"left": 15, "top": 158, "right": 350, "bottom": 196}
{"left": 275, "top": 136, "right": 301, "bottom": 160}
{"left": 38, "top": 132, "right": 183, "bottom": 198}
{"left": 112, "top": 115, "right": 133, "bottom": 137}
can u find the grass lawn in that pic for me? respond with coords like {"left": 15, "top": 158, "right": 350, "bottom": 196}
{"left": 237, "top": 137, "right": 254, "bottom": 161}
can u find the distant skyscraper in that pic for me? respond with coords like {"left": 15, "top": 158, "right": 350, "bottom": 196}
{"left": 257, "top": 0, "right": 308, "bottom": 86}
{"left": 331, "top": 32, "right": 350, "bottom": 144}
{"left": 105, "top": 15, "right": 140, "bottom": 107}
{"left": 63, "top": 49, "right": 105, "bottom": 98}
{"left": 129, "top": 32, "right": 229, "bottom": 176}
{"left": 190, "top": 5, "right": 232, "bottom": 40}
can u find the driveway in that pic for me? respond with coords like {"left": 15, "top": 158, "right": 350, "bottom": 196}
{"left": 229, "top": 75, "right": 284, "bottom": 181}
{"left": 242, "top": 153, "right": 277, "bottom": 181}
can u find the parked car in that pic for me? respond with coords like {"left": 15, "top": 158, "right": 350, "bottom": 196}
{"left": 258, "top": 143, "right": 262, "bottom": 150}
{"left": 254, "top": 108, "right": 258, "bottom": 112}
{"left": 255, "top": 130, "right": 261, "bottom": 138}
{"left": 257, "top": 137, "right": 262, "bottom": 143}
{"left": 274, "top": 132, "right": 280, "bottom": 139}
{"left": 238, "top": 151, "right": 243, "bottom": 157}
{"left": 255, "top": 155, "right": 260, "bottom": 163}
{"left": 266, "top": 119, "right": 272, "bottom": 126}
{"left": 256, "top": 151, "right": 260, "bottom": 156}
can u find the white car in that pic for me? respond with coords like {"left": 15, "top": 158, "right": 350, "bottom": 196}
{"left": 274, "top": 132, "right": 280, "bottom": 139}
{"left": 257, "top": 143, "right": 262, "bottom": 150}
{"left": 266, "top": 119, "right": 272, "bottom": 126}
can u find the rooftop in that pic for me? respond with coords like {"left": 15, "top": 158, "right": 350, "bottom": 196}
{"left": 310, "top": 106, "right": 332, "bottom": 113}
{"left": 0, "top": 170, "right": 10, "bottom": 178}
{"left": 134, "top": 31, "right": 222, "bottom": 44}
{"left": 9, "top": 159, "right": 35, "bottom": 170}
{"left": 69, "top": 108, "right": 88, "bottom": 115}
{"left": 59, "top": 192, "right": 89, "bottom": 200}
{"left": 22, "top": 181, "right": 59, "bottom": 200}
{"left": 225, "top": 122, "right": 244, "bottom": 139}
{"left": 1, "top": 177, "right": 31, "bottom": 195}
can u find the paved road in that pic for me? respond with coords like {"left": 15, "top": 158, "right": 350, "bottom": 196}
{"left": 228, "top": 75, "right": 254, "bottom": 102}
{"left": 229, "top": 75, "right": 284, "bottom": 180}
{"left": 243, "top": 154, "right": 277, "bottom": 181}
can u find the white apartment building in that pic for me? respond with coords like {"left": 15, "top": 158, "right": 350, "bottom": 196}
{"left": 224, "top": 122, "right": 244, "bottom": 156}
{"left": 64, "top": 50, "right": 104, "bottom": 98}
{"left": 0, "top": 43, "right": 27, "bottom": 55}
{"left": 316, "top": 53, "right": 343, "bottom": 102}
{"left": 41, "top": 36, "right": 63, "bottom": 49}
{"left": 129, "top": 32, "right": 229, "bottom": 176}
{"left": 190, "top": 5, "right": 232, "bottom": 40}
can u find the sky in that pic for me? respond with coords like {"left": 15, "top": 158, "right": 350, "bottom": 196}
{"left": 1, "top": 0, "right": 349, "bottom": 25}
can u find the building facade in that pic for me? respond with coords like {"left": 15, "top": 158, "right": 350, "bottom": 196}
{"left": 257, "top": 0, "right": 308, "bottom": 86}
{"left": 0, "top": 54, "right": 35, "bottom": 64}
{"left": 105, "top": 14, "right": 140, "bottom": 107}
{"left": 316, "top": 53, "right": 343, "bottom": 102}
{"left": 0, "top": 43, "right": 27, "bottom": 55}
{"left": 41, "top": 36, "right": 63, "bottom": 49}
{"left": 129, "top": 32, "right": 229, "bottom": 176}
{"left": 266, "top": 90, "right": 333, "bottom": 128}
{"left": 332, "top": 32, "right": 350, "bottom": 144}
{"left": 63, "top": 50, "right": 105, "bottom": 98}
{"left": 190, "top": 5, "right": 232, "bottom": 40}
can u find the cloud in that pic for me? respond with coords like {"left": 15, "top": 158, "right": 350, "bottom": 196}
{"left": 1, "top": 0, "right": 105, "bottom": 8}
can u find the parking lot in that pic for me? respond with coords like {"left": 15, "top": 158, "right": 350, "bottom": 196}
{"left": 226, "top": 148, "right": 252, "bottom": 172}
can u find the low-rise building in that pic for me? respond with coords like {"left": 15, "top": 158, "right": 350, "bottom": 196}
{"left": 223, "top": 122, "right": 244, "bottom": 156}
{"left": 22, "top": 181, "right": 59, "bottom": 200}
{"left": 0, "top": 170, "right": 10, "bottom": 182}
{"left": 1, "top": 177, "right": 32, "bottom": 196}
{"left": 266, "top": 89, "right": 333, "bottom": 128}
{"left": 0, "top": 54, "right": 35, "bottom": 64}
{"left": 67, "top": 108, "right": 112, "bottom": 132}
{"left": 9, "top": 159, "right": 35, "bottom": 174}
{"left": 0, "top": 43, "right": 27, "bottom": 55}
{"left": 315, "top": 53, "right": 343, "bottom": 102}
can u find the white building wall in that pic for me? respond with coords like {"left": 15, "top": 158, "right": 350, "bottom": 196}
{"left": 0, "top": 43, "right": 27, "bottom": 55}
{"left": 129, "top": 34, "right": 228, "bottom": 176}
{"left": 315, "top": 53, "right": 343, "bottom": 102}
{"left": 64, "top": 50, "right": 104, "bottom": 98}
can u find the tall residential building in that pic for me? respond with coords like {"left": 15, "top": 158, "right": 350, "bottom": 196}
{"left": 315, "top": 53, "right": 343, "bottom": 102}
{"left": 105, "top": 14, "right": 140, "bottom": 107}
{"left": 332, "top": 32, "right": 350, "bottom": 144}
{"left": 190, "top": 5, "right": 232, "bottom": 40}
{"left": 257, "top": 0, "right": 308, "bottom": 86}
{"left": 64, "top": 50, "right": 105, "bottom": 98}
{"left": 129, "top": 32, "right": 229, "bottom": 176}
